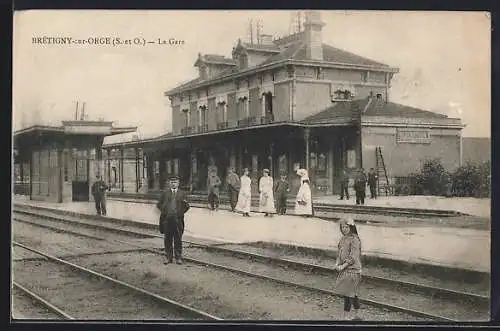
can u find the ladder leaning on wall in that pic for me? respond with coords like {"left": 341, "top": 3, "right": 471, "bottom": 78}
{"left": 375, "top": 147, "right": 391, "bottom": 196}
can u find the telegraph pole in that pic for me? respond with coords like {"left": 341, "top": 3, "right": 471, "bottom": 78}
{"left": 256, "top": 19, "right": 262, "bottom": 44}
{"left": 80, "top": 102, "right": 86, "bottom": 120}
{"left": 248, "top": 19, "right": 253, "bottom": 45}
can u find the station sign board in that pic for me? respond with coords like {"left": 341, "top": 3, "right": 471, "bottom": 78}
{"left": 64, "top": 125, "right": 112, "bottom": 135}
{"left": 62, "top": 121, "right": 113, "bottom": 135}
{"left": 396, "top": 128, "right": 431, "bottom": 144}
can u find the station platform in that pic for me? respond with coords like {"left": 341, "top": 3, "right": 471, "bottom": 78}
{"left": 314, "top": 195, "right": 490, "bottom": 218}
{"left": 12, "top": 196, "right": 490, "bottom": 273}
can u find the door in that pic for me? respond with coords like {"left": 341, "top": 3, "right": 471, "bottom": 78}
{"left": 72, "top": 153, "right": 89, "bottom": 201}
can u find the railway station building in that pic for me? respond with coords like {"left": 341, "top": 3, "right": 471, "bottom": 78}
{"left": 89, "top": 11, "right": 464, "bottom": 197}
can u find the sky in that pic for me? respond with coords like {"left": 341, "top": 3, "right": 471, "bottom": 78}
{"left": 13, "top": 10, "right": 491, "bottom": 143}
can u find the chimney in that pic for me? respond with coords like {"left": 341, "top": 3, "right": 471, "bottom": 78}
{"left": 195, "top": 53, "right": 208, "bottom": 80}
{"left": 259, "top": 34, "right": 273, "bottom": 45}
{"left": 304, "top": 11, "right": 325, "bottom": 60}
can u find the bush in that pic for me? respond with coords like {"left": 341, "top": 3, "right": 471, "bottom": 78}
{"left": 413, "top": 159, "right": 452, "bottom": 196}
{"left": 451, "top": 161, "right": 490, "bottom": 198}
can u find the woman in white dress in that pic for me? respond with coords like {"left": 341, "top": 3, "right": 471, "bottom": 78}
{"left": 295, "top": 168, "right": 314, "bottom": 217}
{"left": 258, "top": 169, "right": 275, "bottom": 216}
{"left": 235, "top": 168, "right": 252, "bottom": 217}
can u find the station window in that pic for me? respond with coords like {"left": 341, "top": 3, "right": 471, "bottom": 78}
{"left": 361, "top": 71, "right": 368, "bottom": 82}
{"left": 278, "top": 154, "right": 287, "bottom": 174}
{"left": 315, "top": 67, "right": 323, "bottom": 79}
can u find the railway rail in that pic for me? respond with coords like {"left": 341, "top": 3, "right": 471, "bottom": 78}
{"left": 13, "top": 281, "right": 74, "bottom": 320}
{"left": 12, "top": 241, "right": 221, "bottom": 321}
{"left": 13, "top": 208, "right": 489, "bottom": 321}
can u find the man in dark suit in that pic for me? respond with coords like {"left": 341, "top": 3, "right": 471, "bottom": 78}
{"left": 156, "top": 175, "right": 190, "bottom": 265}
{"left": 354, "top": 168, "right": 367, "bottom": 205}
{"left": 91, "top": 174, "right": 109, "bottom": 216}
{"left": 338, "top": 169, "right": 349, "bottom": 200}
{"left": 367, "top": 168, "right": 378, "bottom": 199}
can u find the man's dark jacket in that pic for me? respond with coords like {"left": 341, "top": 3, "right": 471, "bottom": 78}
{"left": 91, "top": 180, "right": 108, "bottom": 197}
{"left": 156, "top": 189, "right": 190, "bottom": 234}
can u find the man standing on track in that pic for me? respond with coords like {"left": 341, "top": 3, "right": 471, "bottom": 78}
{"left": 156, "top": 175, "right": 190, "bottom": 265}
{"left": 91, "top": 174, "right": 108, "bottom": 216}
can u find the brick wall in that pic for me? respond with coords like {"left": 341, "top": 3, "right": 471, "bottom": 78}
{"left": 249, "top": 87, "right": 260, "bottom": 118}
{"left": 323, "top": 68, "right": 364, "bottom": 82}
{"left": 354, "top": 86, "right": 386, "bottom": 100}
{"left": 361, "top": 126, "right": 461, "bottom": 177}
{"left": 368, "top": 71, "right": 386, "bottom": 84}
{"left": 274, "top": 82, "right": 290, "bottom": 121}
{"left": 189, "top": 101, "right": 198, "bottom": 128}
{"left": 226, "top": 92, "right": 237, "bottom": 126}
{"left": 293, "top": 81, "right": 331, "bottom": 121}
{"left": 171, "top": 105, "right": 182, "bottom": 134}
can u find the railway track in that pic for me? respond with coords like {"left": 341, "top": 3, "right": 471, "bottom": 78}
{"left": 13, "top": 281, "right": 74, "bottom": 320}
{"left": 107, "top": 192, "right": 466, "bottom": 218}
{"left": 13, "top": 208, "right": 489, "bottom": 321}
{"left": 12, "top": 241, "right": 221, "bottom": 321}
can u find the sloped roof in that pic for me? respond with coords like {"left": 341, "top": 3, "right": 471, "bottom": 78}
{"left": 301, "top": 97, "right": 449, "bottom": 125}
{"left": 306, "top": 43, "right": 388, "bottom": 67}
{"left": 194, "top": 54, "right": 237, "bottom": 67}
{"left": 202, "top": 54, "right": 237, "bottom": 65}
{"left": 301, "top": 100, "right": 363, "bottom": 124}
{"left": 258, "top": 41, "right": 304, "bottom": 66}
{"left": 167, "top": 77, "right": 203, "bottom": 94}
{"left": 363, "top": 98, "right": 448, "bottom": 118}
{"left": 166, "top": 66, "right": 238, "bottom": 95}
{"left": 260, "top": 42, "right": 389, "bottom": 68}
{"left": 167, "top": 38, "right": 396, "bottom": 95}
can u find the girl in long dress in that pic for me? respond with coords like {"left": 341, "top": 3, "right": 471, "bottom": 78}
{"left": 235, "top": 168, "right": 252, "bottom": 217}
{"left": 295, "top": 168, "right": 314, "bottom": 217}
{"left": 334, "top": 218, "right": 363, "bottom": 321}
{"left": 258, "top": 169, "right": 275, "bottom": 216}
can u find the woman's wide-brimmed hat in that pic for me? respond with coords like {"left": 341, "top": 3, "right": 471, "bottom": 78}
{"left": 296, "top": 168, "right": 308, "bottom": 177}
{"left": 339, "top": 218, "right": 355, "bottom": 226}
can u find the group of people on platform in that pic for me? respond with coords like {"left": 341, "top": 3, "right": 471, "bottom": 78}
{"left": 339, "top": 168, "right": 379, "bottom": 205}
{"left": 206, "top": 166, "right": 314, "bottom": 218}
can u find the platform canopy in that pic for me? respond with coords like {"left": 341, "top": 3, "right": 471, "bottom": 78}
{"left": 14, "top": 120, "right": 137, "bottom": 151}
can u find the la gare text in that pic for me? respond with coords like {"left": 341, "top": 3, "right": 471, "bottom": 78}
{"left": 31, "top": 36, "right": 185, "bottom": 46}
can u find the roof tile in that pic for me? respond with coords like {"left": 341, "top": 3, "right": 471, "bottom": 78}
{"left": 301, "top": 98, "right": 449, "bottom": 125}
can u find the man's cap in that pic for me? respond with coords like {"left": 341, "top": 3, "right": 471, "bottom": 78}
{"left": 169, "top": 175, "right": 180, "bottom": 180}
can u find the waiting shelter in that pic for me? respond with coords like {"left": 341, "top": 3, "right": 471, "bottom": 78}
{"left": 13, "top": 120, "right": 136, "bottom": 202}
